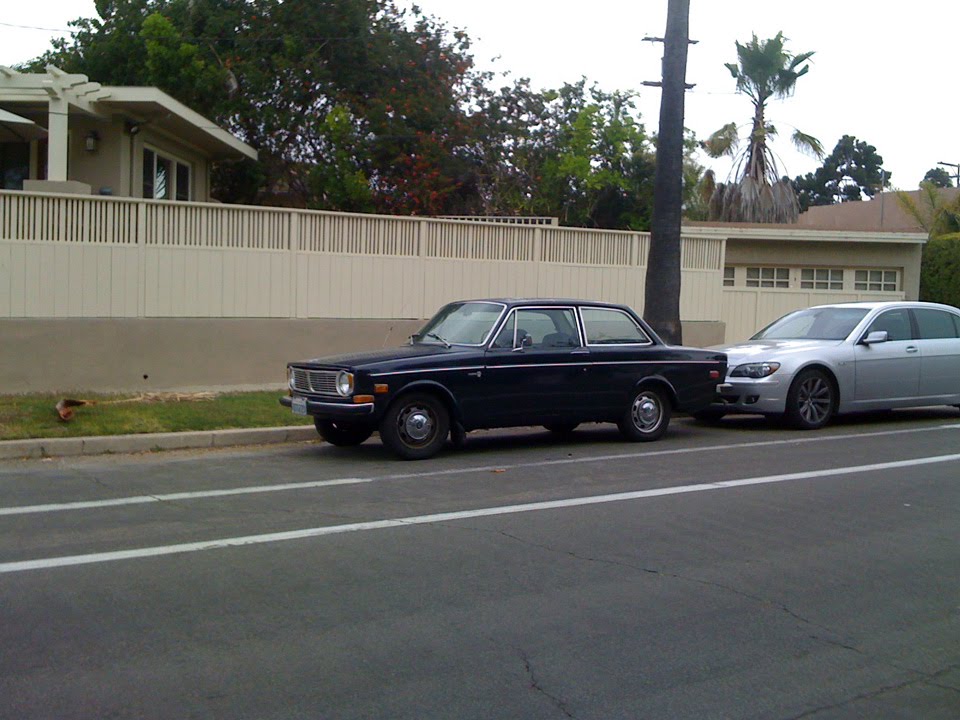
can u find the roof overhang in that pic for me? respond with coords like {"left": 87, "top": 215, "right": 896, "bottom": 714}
{"left": 0, "top": 108, "right": 47, "bottom": 141}
{"left": 96, "top": 87, "right": 257, "bottom": 161}
{"left": 683, "top": 224, "right": 928, "bottom": 245}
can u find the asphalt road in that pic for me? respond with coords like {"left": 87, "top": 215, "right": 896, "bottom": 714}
{"left": 2, "top": 411, "right": 960, "bottom": 720}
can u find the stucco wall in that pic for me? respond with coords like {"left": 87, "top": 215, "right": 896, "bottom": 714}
{"left": 0, "top": 318, "right": 725, "bottom": 394}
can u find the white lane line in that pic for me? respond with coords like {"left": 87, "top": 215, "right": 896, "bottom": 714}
{"left": 3, "top": 422, "right": 960, "bottom": 517}
{"left": 3, "top": 452, "right": 959, "bottom": 574}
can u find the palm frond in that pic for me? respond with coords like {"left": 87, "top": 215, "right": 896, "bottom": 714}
{"left": 703, "top": 122, "right": 739, "bottom": 158}
{"left": 791, "top": 129, "right": 824, "bottom": 159}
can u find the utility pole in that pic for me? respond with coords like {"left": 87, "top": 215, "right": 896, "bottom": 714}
{"left": 937, "top": 161, "right": 960, "bottom": 187}
{"left": 643, "top": 0, "right": 694, "bottom": 345}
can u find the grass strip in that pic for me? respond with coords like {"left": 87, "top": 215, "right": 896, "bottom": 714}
{"left": 0, "top": 391, "right": 313, "bottom": 441}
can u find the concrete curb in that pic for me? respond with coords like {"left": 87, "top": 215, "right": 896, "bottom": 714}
{"left": 0, "top": 426, "right": 319, "bottom": 461}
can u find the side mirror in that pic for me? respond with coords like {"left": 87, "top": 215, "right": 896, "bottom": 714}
{"left": 861, "top": 330, "right": 889, "bottom": 345}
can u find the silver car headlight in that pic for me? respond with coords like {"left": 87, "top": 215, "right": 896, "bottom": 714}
{"left": 730, "top": 362, "right": 781, "bottom": 379}
{"left": 336, "top": 371, "right": 354, "bottom": 397}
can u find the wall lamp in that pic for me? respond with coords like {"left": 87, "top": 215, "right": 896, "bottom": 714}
{"left": 84, "top": 130, "right": 100, "bottom": 152}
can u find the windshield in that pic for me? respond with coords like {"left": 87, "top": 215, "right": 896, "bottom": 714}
{"left": 752, "top": 307, "right": 870, "bottom": 341}
{"left": 414, "top": 302, "right": 505, "bottom": 346}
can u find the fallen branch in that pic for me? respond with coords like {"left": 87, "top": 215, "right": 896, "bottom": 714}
{"left": 55, "top": 392, "right": 218, "bottom": 422}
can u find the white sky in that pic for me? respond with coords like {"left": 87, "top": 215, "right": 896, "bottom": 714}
{"left": 3, "top": 0, "right": 959, "bottom": 189}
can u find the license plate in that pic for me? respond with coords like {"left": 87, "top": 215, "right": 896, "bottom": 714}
{"left": 291, "top": 396, "right": 308, "bottom": 416}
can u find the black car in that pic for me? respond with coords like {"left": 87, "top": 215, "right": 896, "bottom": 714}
{"left": 281, "top": 299, "right": 727, "bottom": 459}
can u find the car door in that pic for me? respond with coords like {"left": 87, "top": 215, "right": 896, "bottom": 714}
{"left": 577, "top": 306, "right": 656, "bottom": 417}
{"left": 913, "top": 307, "right": 960, "bottom": 399}
{"left": 474, "top": 306, "right": 588, "bottom": 427}
{"left": 853, "top": 308, "right": 921, "bottom": 403}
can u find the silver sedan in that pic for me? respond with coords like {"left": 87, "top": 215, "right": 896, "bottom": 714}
{"left": 702, "top": 301, "right": 960, "bottom": 429}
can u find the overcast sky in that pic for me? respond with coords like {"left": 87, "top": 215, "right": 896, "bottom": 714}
{"left": 3, "top": 0, "right": 959, "bottom": 189}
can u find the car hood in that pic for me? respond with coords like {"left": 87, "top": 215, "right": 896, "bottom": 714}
{"left": 709, "top": 339, "right": 844, "bottom": 365}
{"left": 293, "top": 343, "right": 463, "bottom": 370}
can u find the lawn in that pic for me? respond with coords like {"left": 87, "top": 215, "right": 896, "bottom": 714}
{"left": 0, "top": 391, "right": 313, "bottom": 441}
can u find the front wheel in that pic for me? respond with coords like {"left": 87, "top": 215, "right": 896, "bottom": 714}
{"left": 380, "top": 393, "right": 450, "bottom": 460}
{"left": 315, "top": 419, "right": 373, "bottom": 447}
{"left": 618, "top": 387, "right": 671, "bottom": 442}
{"left": 785, "top": 369, "right": 835, "bottom": 430}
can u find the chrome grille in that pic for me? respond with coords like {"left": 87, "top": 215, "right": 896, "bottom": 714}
{"left": 291, "top": 368, "right": 339, "bottom": 396}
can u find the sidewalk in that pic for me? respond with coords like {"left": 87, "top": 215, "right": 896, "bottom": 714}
{"left": 0, "top": 426, "right": 318, "bottom": 461}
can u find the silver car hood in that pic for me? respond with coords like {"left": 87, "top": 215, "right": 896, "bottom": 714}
{"left": 710, "top": 339, "right": 844, "bottom": 365}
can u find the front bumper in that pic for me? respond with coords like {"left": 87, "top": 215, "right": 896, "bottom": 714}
{"left": 714, "top": 377, "right": 789, "bottom": 415}
{"left": 280, "top": 395, "right": 375, "bottom": 419}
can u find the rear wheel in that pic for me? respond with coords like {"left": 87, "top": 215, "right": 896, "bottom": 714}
{"left": 314, "top": 419, "right": 373, "bottom": 447}
{"left": 543, "top": 422, "right": 580, "bottom": 435}
{"left": 618, "top": 386, "right": 671, "bottom": 442}
{"left": 785, "top": 369, "right": 835, "bottom": 430}
{"left": 380, "top": 393, "right": 450, "bottom": 460}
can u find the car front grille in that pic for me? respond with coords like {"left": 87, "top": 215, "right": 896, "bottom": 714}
{"left": 291, "top": 368, "right": 339, "bottom": 396}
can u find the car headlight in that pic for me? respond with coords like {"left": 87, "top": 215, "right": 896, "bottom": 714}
{"left": 336, "top": 371, "right": 354, "bottom": 397}
{"left": 730, "top": 362, "right": 781, "bottom": 379}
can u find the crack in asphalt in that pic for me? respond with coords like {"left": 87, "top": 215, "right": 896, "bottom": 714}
{"left": 783, "top": 663, "right": 960, "bottom": 719}
{"left": 457, "top": 524, "right": 960, "bottom": 693}
{"left": 520, "top": 650, "right": 577, "bottom": 719}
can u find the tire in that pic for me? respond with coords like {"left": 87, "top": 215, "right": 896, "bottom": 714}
{"left": 314, "top": 419, "right": 373, "bottom": 447}
{"left": 618, "top": 386, "right": 671, "bottom": 442}
{"left": 543, "top": 422, "right": 580, "bottom": 434}
{"left": 380, "top": 393, "right": 450, "bottom": 460}
{"left": 691, "top": 407, "right": 727, "bottom": 424}
{"left": 784, "top": 369, "right": 835, "bottom": 430}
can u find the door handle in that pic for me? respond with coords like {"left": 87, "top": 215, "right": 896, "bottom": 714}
{"left": 906, "top": 346, "right": 918, "bottom": 354}
{"left": 467, "top": 370, "right": 482, "bottom": 378}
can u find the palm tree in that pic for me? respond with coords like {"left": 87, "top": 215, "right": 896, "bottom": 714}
{"left": 704, "top": 32, "right": 823, "bottom": 223}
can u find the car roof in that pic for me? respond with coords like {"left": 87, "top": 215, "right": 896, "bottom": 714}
{"left": 455, "top": 298, "right": 633, "bottom": 310}
{"left": 807, "top": 300, "right": 960, "bottom": 312}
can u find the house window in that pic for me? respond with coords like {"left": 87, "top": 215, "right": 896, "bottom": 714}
{"left": 0, "top": 142, "right": 30, "bottom": 190}
{"left": 746, "top": 267, "right": 790, "bottom": 288}
{"left": 855, "top": 270, "right": 898, "bottom": 292}
{"left": 143, "top": 147, "right": 192, "bottom": 201}
{"left": 801, "top": 268, "right": 844, "bottom": 290}
{"left": 723, "top": 267, "right": 735, "bottom": 287}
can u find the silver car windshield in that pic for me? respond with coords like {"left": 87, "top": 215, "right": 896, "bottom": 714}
{"left": 752, "top": 307, "right": 870, "bottom": 341}
{"left": 414, "top": 302, "right": 505, "bottom": 346}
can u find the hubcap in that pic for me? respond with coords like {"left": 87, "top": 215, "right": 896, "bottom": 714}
{"left": 632, "top": 393, "right": 662, "bottom": 432}
{"left": 399, "top": 405, "right": 434, "bottom": 444}
{"left": 798, "top": 377, "right": 831, "bottom": 424}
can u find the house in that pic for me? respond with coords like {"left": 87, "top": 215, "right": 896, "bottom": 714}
{"left": 0, "top": 65, "right": 256, "bottom": 200}
{"left": 797, "top": 188, "right": 960, "bottom": 232}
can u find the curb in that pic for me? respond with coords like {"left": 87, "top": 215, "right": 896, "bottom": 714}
{"left": 0, "top": 426, "right": 319, "bottom": 461}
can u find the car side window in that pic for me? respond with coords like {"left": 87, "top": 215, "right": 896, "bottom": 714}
{"left": 490, "top": 308, "right": 579, "bottom": 349}
{"left": 866, "top": 309, "right": 913, "bottom": 341}
{"left": 581, "top": 307, "right": 650, "bottom": 345}
{"left": 914, "top": 308, "right": 960, "bottom": 339}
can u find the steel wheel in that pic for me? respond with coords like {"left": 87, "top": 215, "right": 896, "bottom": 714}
{"left": 618, "top": 386, "right": 671, "bottom": 442}
{"left": 380, "top": 393, "right": 450, "bottom": 460}
{"left": 786, "top": 369, "right": 835, "bottom": 430}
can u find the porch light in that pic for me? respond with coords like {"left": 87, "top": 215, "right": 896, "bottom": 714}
{"left": 84, "top": 131, "right": 100, "bottom": 152}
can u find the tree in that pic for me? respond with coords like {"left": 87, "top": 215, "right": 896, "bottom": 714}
{"left": 644, "top": 0, "right": 691, "bottom": 344}
{"left": 793, "top": 135, "right": 891, "bottom": 211}
{"left": 897, "top": 182, "right": 960, "bottom": 305}
{"left": 923, "top": 167, "right": 955, "bottom": 188}
{"left": 703, "top": 32, "right": 823, "bottom": 223}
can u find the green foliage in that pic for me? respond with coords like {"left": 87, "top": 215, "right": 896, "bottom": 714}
{"left": 705, "top": 32, "right": 821, "bottom": 223}
{"left": 793, "top": 135, "right": 891, "bottom": 211}
{"left": 22, "top": 0, "right": 693, "bottom": 229}
{"left": 923, "top": 167, "right": 955, "bottom": 188}
{"left": 920, "top": 237, "right": 960, "bottom": 306}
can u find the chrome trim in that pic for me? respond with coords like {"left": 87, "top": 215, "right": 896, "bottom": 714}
{"left": 290, "top": 368, "right": 340, "bottom": 396}
{"left": 371, "top": 365, "right": 486, "bottom": 377}
{"left": 280, "top": 396, "right": 374, "bottom": 415}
